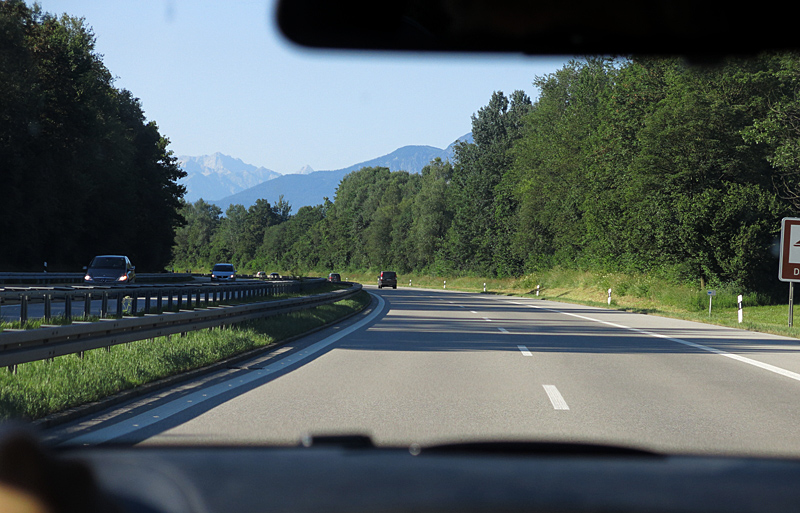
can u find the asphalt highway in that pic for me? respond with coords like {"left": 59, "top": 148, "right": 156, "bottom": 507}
{"left": 48, "top": 287, "right": 800, "bottom": 457}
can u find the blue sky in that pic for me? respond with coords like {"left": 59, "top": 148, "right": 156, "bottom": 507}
{"left": 40, "top": 0, "right": 571, "bottom": 174}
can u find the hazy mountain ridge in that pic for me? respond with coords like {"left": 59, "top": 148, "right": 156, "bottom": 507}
{"left": 181, "top": 133, "right": 472, "bottom": 210}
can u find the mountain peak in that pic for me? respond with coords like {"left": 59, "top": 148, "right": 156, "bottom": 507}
{"left": 296, "top": 164, "right": 314, "bottom": 175}
{"left": 178, "top": 154, "right": 281, "bottom": 202}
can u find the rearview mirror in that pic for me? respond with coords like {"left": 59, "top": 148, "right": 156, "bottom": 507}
{"left": 277, "top": 0, "right": 799, "bottom": 57}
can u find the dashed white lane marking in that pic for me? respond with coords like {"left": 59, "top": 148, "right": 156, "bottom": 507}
{"left": 517, "top": 345, "right": 532, "bottom": 357}
{"left": 61, "top": 294, "right": 387, "bottom": 446}
{"left": 543, "top": 385, "right": 570, "bottom": 410}
{"left": 516, "top": 300, "right": 800, "bottom": 384}
{"left": 498, "top": 327, "right": 509, "bottom": 333}
{"left": 483, "top": 317, "right": 492, "bottom": 322}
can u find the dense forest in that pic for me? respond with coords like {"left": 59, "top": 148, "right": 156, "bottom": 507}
{"left": 174, "top": 55, "right": 800, "bottom": 293}
{"left": 0, "top": 1, "right": 185, "bottom": 271}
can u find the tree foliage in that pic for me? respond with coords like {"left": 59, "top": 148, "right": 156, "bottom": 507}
{"left": 0, "top": 1, "right": 185, "bottom": 271}
{"left": 174, "top": 54, "right": 800, "bottom": 293}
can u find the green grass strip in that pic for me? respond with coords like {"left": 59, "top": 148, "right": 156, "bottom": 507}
{"left": 0, "top": 291, "right": 370, "bottom": 420}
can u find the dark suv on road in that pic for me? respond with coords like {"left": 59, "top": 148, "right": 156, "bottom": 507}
{"left": 377, "top": 271, "right": 397, "bottom": 289}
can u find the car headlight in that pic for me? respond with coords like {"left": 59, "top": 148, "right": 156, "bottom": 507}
{"left": 84, "top": 275, "right": 91, "bottom": 281}
{"left": 117, "top": 275, "right": 128, "bottom": 282}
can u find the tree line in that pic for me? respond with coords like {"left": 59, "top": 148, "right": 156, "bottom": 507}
{"left": 173, "top": 54, "right": 800, "bottom": 292}
{"left": 0, "top": 1, "right": 185, "bottom": 271}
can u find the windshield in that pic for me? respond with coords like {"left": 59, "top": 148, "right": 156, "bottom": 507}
{"left": 88, "top": 257, "right": 126, "bottom": 270}
{"left": 4, "top": 0, "right": 800, "bottom": 461}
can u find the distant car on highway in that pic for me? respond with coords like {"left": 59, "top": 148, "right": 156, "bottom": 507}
{"left": 255, "top": 271, "right": 265, "bottom": 278}
{"left": 377, "top": 271, "right": 397, "bottom": 289}
{"left": 83, "top": 255, "right": 135, "bottom": 284}
{"left": 269, "top": 272, "right": 280, "bottom": 279}
{"left": 211, "top": 263, "right": 236, "bottom": 281}
{"left": 328, "top": 273, "right": 341, "bottom": 282}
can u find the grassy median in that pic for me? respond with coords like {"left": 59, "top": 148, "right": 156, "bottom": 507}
{"left": 0, "top": 290, "right": 370, "bottom": 420}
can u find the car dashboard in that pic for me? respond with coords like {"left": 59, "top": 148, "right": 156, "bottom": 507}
{"left": 4, "top": 432, "right": 800, "bottom": 513}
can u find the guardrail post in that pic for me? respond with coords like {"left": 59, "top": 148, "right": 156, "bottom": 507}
{"left": 44, "top": 294, "right": 52, "bottom": 321}
{"left": 101, "top": 292, "right": 108, "bottom": 318}
{"left": 176, "top": 290, "right": 182, "bottom": 310}
{"left": 167, "top": 289, "right": 174, "bottom": 311}
{"left": 157, "top": 289, "right": 163, "bottom": 313}
{"left": 115, "top": 293, "right": 122, "bottom": 318}
{"left": 64, "top": 294, "right": 72, "bottom": 321}
{"left": 144, "top": 289, "right": 151, "bottom": 314}
{"left": 84, "top": 293, "right": 92, "bottom": 318}
{"left": 19, "top": 295, "right": 28, "bottom": 324}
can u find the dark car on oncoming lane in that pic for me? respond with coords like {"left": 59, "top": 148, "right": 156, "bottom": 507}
{"left": 83, "top": 255, "right": 135, "bottom": 284}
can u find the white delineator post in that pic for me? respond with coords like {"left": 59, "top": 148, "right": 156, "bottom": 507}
{"left": 607, "top": 288, "right": 612, "bottom": 305}
{"left": 738, "top": 294, "right": 743, "bottom": 323}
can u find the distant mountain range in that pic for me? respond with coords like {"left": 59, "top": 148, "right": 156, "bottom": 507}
{"left": 178, "top": 133, "right": 472, "bottom": 212}
{"left": 178, "top": 153, "right": 281, "bottom": 203}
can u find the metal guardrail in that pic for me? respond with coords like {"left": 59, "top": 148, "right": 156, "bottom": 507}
{"left": 0, "top": 282, "right": 362, "bottom": 369}
{"left": 0, "top": 279, "right": 309, "bottom": 323}
{"left": 0, "top": 272, "right": 193, "bottom": 285}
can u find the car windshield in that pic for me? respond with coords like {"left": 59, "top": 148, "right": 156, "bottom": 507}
{"left": 89, "top": 257, "right": 125, "bottom": 270}
{"left": 4, "top": 0, "right": 800, "bottom": 463}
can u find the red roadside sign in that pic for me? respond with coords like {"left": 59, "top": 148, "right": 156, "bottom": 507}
{"left": 779, "top": 217, "right": 800, "bottom": 282}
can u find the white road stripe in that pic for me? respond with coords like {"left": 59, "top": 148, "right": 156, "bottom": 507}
{"left": 517, "top": 301, "right": 800, "bottom": 384}
{"left": 498, "top": 327, "right": 509, "bottom": 333}
{"left": 62, "top": 294, "right": 387, "bottom": 446}
{"left": 543, "top": 385, "right": 569, "bottom": 410}
{"left": 483, "top": 317, "right": 492, "bottom": 322}
{"left": 517, "top": 345, "right": 532, "bottom": 356}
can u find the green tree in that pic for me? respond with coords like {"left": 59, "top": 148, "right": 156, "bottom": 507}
{"left": 0, "top": 2, "right": 185, "bottom": 271}
{"left": 447, "top": 90, "right": 532, "bottom": 275}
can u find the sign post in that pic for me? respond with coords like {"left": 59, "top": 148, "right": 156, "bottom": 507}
{"left": 777, "top": 218, "right": 800, "bottom": 327}
{"left": 707, "top": 290, "right": 716, "bottom": 317}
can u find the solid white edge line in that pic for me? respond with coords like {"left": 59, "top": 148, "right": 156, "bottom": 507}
{"left": 518, "top": 300, "right": 800, "bottom": 384}
{"left": 62, "top": 293, "right": 387, "bottom": 446}
{"left": 543, "top": 385, "right": 569, "bottom": 410}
